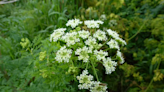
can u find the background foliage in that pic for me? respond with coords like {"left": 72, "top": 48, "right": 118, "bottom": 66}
{"left": 0, "top": 0, "right": 164, "bottom": 92}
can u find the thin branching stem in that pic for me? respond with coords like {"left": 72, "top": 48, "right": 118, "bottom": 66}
{"left": 91, "top": 60, "right": 99, "bottom": 81}
{"left": 144, "top": 60, "right": 161, "bottom": 92}
{"left": 127, "top": 19, "right": 148, "bottom": 42}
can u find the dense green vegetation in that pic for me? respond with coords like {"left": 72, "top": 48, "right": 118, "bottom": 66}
{"left": 0, "top": 0, "right": 164, "bottom": 92}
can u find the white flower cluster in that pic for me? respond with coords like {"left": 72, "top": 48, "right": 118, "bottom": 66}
{"left": 108, "top": 19, "right": 117, "bottom": 27}
{"left": 100, "top": 14, "right": 107, "bottom": 21}
{"left": 77, "top": 70, "right": 108, "bottom": 92}
{"left": 84, "top": 20, "right": 104, "bottom": 28}
{"left": 106, "top": 29, "right": 126, "bottom": 46}
{"left": 78, "top": 30, "right": 90, "bottom": 39}
{"left": 93, "top": 30, "right": 107, "bottom": 41}
{"left": 103, "top": 57, "right": 117, "bottom": 74}
{"left": 94, "top": 50, "right": 108, "bottom": 61}
{"left": 50, "top": 28, "right": 66, "bottom": 42}
{"left": 77, "top": 70, "right": 94, "bottom": 89}
{"left": 107, "top": 39, "right": 119, "bottom": 50}
{"left": 66, "top": 18, "right": 82, "bottom": 28}
{"left": 117, "top": 51, "right": 125, "bottom": 64}
{"left": 75, "top": 46, "right": 92, "bottom": 62}
{"left": 85, "top": 36, "right": 102, "bottom": 49}
{"left": 55, "top": 46, "right": 72, "bottom": 63}
{"left": 62, "top": 32, "right": 80, "bottom": 46}
{"left": 90, "top": 81, "right": 108, "bottom": 92}
{"left": 106, "top": 29, "right": 119, "bottom": 39}
{"left": 106, "top": 29, "right": 126, "bottom": 64}
{"left": 49, "top": 19, "right": 127, "bottom": 92}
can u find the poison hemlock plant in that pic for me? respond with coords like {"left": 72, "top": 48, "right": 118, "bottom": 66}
{"left": 38, "top": 19, "right": 126, "bottom": 91}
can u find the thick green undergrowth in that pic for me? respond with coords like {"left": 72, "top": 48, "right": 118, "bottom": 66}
{"left": 0, "top": 0, "right": 164, "bottom": 92}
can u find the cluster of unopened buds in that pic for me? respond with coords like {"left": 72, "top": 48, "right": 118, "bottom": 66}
{"left": 50, "top": 18, "right": 126, "bottom": 92}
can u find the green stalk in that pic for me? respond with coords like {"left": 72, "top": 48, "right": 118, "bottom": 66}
{"left": 127, "top": 19, "right": 148, "bottom": 42}
{"left": 104, "top": 48, "right": 110, "bottom": 51}
{"left": 85, "top": 61, "right": 89, "bottom": 70}
{"left": 144, "top": 60, "right": 161, "bottom": 92}
{"left": 91, "top": 61, "right": 99, "bottom": 81}
{"left": 98, "top": 37, "right": 111, "bottom": 50}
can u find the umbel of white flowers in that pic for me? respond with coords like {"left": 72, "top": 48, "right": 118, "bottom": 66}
{"left": 50, "top": 19, "right": 127, "bottom": 92}
{"left": 77, "top": 70, "right": 108, "bottom": 92}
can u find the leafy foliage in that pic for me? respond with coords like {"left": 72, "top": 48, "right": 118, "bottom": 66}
{"left": 0, "top": 0, "right": 164, "bottom": 92}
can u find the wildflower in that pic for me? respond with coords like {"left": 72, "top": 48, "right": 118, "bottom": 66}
{"left": 133, "top": 72, "right": 143, "bottom": 81}
{"left": 77, "top": 70, "right": 94, "bottom": 89}
{"left": 96, "top": 20, "right": 104, "bottom": 24}
{"left": 84, "top": 20, "right": 104, "bottom": 28}
{"left": 100, "top": 14, "right": 107, "bottom": 21}
{"left": 103, "top": 57, "right": 117, "bottom": 74}
{"left": 90, "top": 81, "right": 108, "bottom": 92}
{"left": 93, "top": 30, "right": 107, "bottom": 41}
{"left": 75, "top": 46, "right": 92, "bottom": 62}
{"left": 94, "top": 50, "right": 108, "bottom": 61}
{"left": 116, "top": 51, "right": 125, "bottom": 64}
{"left": 66, "top": 18, "right": 82, "bottom": 28}
{"left": 39, "top": 51, "right": 46, "bottom": 61}
{"left": 85, "top": 36, "right": 102, "bottom": 49}
{"left": 68, "top": 66, "right": 78, "bottom": 74}
{"left": 20, "top": 38, "right": 30, "bottom": 48}
{"left": 115, "top": 37, "right": 127, "bottom": 46}
{"left": 62, "top": 32, "right": 80, "bottom": 46}
{"left": 107, "top": 39, "right": 120, "bottom": 50}
{"left": 78, "top": 30, "right": 90, "bottom": 39}
{"left": 108, "top": 19, "right": 117, "bottom": 27}
{"left": 151, "top": 54, "right": 161, "bottom": 65}
{"left": 55, "top": 46, "right": 72, "bottom": 63}
{"left": 153, "top": 70, "right": 164, "bottom": 81}
{"left": 50, "top": 28, "right": 66, "bottom": 42}
{"left": 85, "top": 36, "right": 97, "bottom": 47}
{"left": 106, "top": 29, "right": 119, "bottom": 39}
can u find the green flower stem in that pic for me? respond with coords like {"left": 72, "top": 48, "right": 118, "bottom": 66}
{"left": 145, "top": 78, "right": 153, "bottom": 92}
{"left": 85, "top": 61, "right": 89, "bottom": 70}
{"left": 98, "top": 38, "right": 111, "bottom": 50}
{"left": 47, "top": 55, "right": 49, "bottom": 63}
{"left": 127, "top": 19, "right": 148, "bottom": 42}
{"left": 91, "top": 61, "right": 99, "bottom": 81}
{"left": 104, "top": 48, "right": 110, "bottom": 51}
{"left": 71, "top": 60, "right": 74, "bottom": 67}
{"left": 144, "top": 60, "right": 161, "bottom": 92}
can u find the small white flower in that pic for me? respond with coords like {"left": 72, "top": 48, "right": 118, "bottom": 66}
{"left": 55, "top": 46, "right": 72, "bottom": 63}
{"left": 96, "top": 20, "right": 104, "bottom": 24}
{"left": 93, "top": 30, "right": 107, "bottom": 41}
{"left": 75, "top": 46, "right": 92, "bottom": 62}
{"left": 85, "top": 36, "right": 97, "bottom": 48}
{"left": 78, "top": 30, "right": 90, "bottom": 39}
{"left": 103, "top": 57, "right": 117, "bottom": 74}
{"left": 106, "top": 29, "right": 119, "bottom": 39}
{"left": 50, "top": 28, "right": 66, "bottom": 42}
{"left": 94, "top": 50, "right": 108, "bottom": 61}
{"left": 117, "top": 51, "right": 125, "bottom": 64}
{"left": 107, "top": 39, "right": 120, "bottom": 50}
{"left": 85, "top": 36, "right": 102, "bottom": 50}
{"left": 90, "top": 81, "right": 108, "bottom": 92}
{"left": 108, "top": 19, "right": 117, "bottom": 27}
{"left": 62, "top": 32, "right": 80, "bottom": 46}
{"left": 66, "top": 18, "right": 82, "bottom": 28}
{"left": 84, "top": 20, "right": 104, "bottom": 28}
{"left": 77, "top": 70, "right": 94, "bottom": 89}
{"left": 115, "top": 37, "right": 127, "bottom": 46}
{"left": 100, "top": 14, "right": 107, "bottom": 21}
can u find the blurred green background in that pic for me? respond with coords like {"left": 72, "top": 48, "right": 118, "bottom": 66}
{"left": 0, "top": 0, "right": 164, "bottom": 92}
